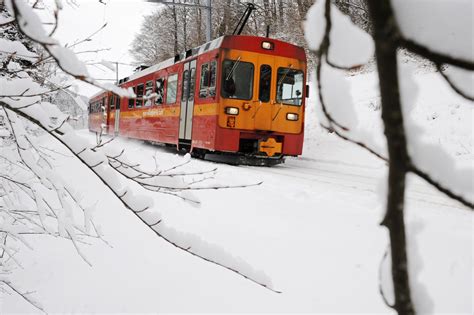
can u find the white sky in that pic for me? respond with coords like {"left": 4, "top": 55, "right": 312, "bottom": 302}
{"left": 50, "top": 0, "right": 160, "bottom": 97}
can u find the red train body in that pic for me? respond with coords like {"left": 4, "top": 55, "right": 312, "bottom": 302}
{"left": 88, "top": 35, "right": 308, "bottom": 165}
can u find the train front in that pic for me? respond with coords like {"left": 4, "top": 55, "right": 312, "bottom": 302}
{"left": 207, "top": 35, "right": 307, "bottom": 166}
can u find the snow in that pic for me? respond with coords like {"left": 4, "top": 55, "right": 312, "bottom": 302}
{"left": 0, "top": 38, "right": 38, "bottom": 62}
{"left": 48, "top": 45, "right": 90, "bottom": 77}
{"left": 399, "top": 60, "right": 474, "bottom": 204}
{"left": 392, "top": 0, "right": 474, "bottom": 62}
{"left": 1, "top": 0, "right": 473, "bottom": 311}
{"left": 5, "top": 0, "right": 57, "bottom": 45}
{"left": 405, "top": 219, "right": 434, "bottom": 313}
{"left": 304, "top": 0, "right": 326, "bottom": 51}
{"left": 304, "top": 1, "right": 374, "bottom": 67}
{"left": 443, "top": 65, "right": 474, "bottom": 99}
{"left": 320, "top": 59, "right": 359, "bottom": 129}
{"left": 0, "top": 15, "right": 14, "bottom": 25}
{"left": 319, "top": 60, "right": 387, "bottom": 157}
{"left": 3, "top": 66, "right": 472, "bottom": 313}
{"left": 327, "top": 3, "right": 373, "bottom": 67}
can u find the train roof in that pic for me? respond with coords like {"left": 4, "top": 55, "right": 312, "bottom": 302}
{"left": 89, "top": 35, "right": 306, "bottom": 100}
{"left": 125, "top": 35, "right": 306, "bottom": 83}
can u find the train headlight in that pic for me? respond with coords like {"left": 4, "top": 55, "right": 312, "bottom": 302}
{"left": 225, "top": 107, "right": 239, "bottom": 115}
{"left": 286, "top": 113, "right": 299, "bottom": 121}
{"left": 262, "top": 41, "right": 274, "bottom": 50}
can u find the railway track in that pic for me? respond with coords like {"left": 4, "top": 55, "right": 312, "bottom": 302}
{"left": 243, "top": 156, "right": 468, "bottom": 211}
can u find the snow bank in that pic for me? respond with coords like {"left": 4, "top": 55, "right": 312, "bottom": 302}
{"left": 399, "top": 61, "right": 474, "bottom": 204}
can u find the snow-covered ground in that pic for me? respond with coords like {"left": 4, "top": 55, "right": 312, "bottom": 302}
{"left": 2, "top": 69, "right": 472, "bottom": 313}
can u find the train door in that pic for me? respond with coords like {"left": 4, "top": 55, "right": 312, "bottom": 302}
{"left": 110, "top": 94, "right": 120, "bottom": 135}
{"left": 101, "top": 96, "right": 108, "bottom": 132}
{"left": 107, "top": 94, "right": 115, "bottom": 134}
{"left": 254, "top": 55, "right": 274, "bottom": 130}
{"left": 179, "top": 59, "right": 197, "bottom": 141}
{"left": 114, "top": 99, "right": 120, "bottom": 135}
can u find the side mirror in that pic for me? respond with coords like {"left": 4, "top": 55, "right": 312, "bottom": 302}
{"left": 306, "top": 84, "right": 310, "bottom": 98}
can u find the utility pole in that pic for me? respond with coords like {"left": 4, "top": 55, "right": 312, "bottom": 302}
{"left": 146, "top": 0, "right": 212, "bottom": 42}
{"left": 115, "top": 62, "right": 119, "bottom": 85}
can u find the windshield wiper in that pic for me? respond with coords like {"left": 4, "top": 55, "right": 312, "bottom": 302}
{"left": 226, "top": 56, "right": 242, "bottom": 80}
{"left": 277, "top": 64, "right": 293, "bottom": 86}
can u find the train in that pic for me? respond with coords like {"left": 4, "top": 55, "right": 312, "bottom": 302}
{"left": 88, "top": 35, "right": 308, "bottom": 166}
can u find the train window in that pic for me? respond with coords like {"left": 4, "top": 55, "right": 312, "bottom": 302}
{"left": 276, "top": 68, "right": 304, "bottom": 106}
{"left": 155, "top": 78, "right": 165, "bottom": 105}
{"left": 259, "top": 64, "right": 272, "bottom": 103}
{"left": 221, "top": 59, "right": 254, "bottom": 100}
{"left": 199, "top": 61, "right": 217, "bottom": 98}
{"left": 128, "top": 86, "right": 135, "bottom": 108}
{"left": 109, "top": 95, "right": 115, "bottom": 110}
{"left": 189, "top": 68, "right": 196, "bottom": 101}
{"left": 181, "top": 70, "right": 189, "bottom": 101}
{"left": 136, "top": 84, "right": 144, "bottom": 107}
{"left": 144, "top": 81, "right": 153, "bottom": 106}
{"left": 166, "top": 74, "right": 178, "bottom": 104}
{"left": 115, "top": 95, "right": 120, "bottom": 109}
{"left": 209, "top": 61, "right": 216, "bottom": 96}
{"left": 199, "top": 63, "right": 209, "bottom": 98}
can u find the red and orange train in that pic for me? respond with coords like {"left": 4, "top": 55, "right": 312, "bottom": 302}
{"left": 88, "top": 35, "right": 308, "bottom": 165}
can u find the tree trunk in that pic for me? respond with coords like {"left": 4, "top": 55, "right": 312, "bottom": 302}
{"left": 183, "top": 7, "right": 188, "bottom": 50}
{"left": 197, "top": 1, "right": 202, "bottom": 44}
{"left": 278, "top": 0, "right": 284, "bottom": 21}
{"left": 366, "top": 0, "right": 415, "bottom": 314}
{"left": 295, "top": 0, "right": 305, "bottom": 20}
{"left": 263, "top": 0, "right": 271, "bottom": 28}
{"left": 172, "top": 2, "right": 178, "bottom": 55}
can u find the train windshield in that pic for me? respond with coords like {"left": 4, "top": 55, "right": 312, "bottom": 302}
{"left": 276, "top": 68, "right": 304, "bottom": 106}
{"left": 221, "top": 59, "right": 254, "bottom": 100}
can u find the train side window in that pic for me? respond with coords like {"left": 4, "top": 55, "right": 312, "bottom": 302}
{"left": 109, "top": 95, "right": 115, "bottom": 110}
{"left": 209, "top": 61, "right": 216, "bottom": 96}
{"left": 181, "top": 70, "right": 189, "bottom": 101}
{"left": 128, "top": 86, "right": 135, "bottom": 108}
{"left": 166, "top": 74, "right": 178, "bottom": 104}
{"left": 144, "top": 81, "right": 153, "bottom": 106}
{"left": 136, "top": 84, "right": 144, "bottom": 107}
{"left": 199, "top": 63, "right": 209, "bottom": 98}
{"left": 221, "top": 59, "right": 254, "bottom": 100}
{"left": 155, "top": 78, "right": 165, "bottom": 105}
{"left": 259, "top": 64, "right": 272, "bottom": 103}
{"left": 189, "top": 68, "right": 196, "bottom": 101}
{"left": 199, "top": 61, "right": 217, "bottom": 98}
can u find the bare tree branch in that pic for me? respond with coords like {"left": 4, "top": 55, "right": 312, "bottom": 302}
{"left": 399, "top": 38, "right": 474, "bottom": 71}
{"left": 0, "top": 280, "right": 46, "bottom": 314}
{"left": 407, "top": 163, "right": 473, "bottom": 209}
{"left": 435, "top": 64, "right": 474, "bottom": 102}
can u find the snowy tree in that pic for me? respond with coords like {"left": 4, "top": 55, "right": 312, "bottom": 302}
{"left": 130, "top": 0, "right": 318, "bottom": 69}
{"left": 0, "top": 0, "right": 277, "bottom": 310}
{"left": 304, "top": 0, "right": 473, "bottom": 314}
